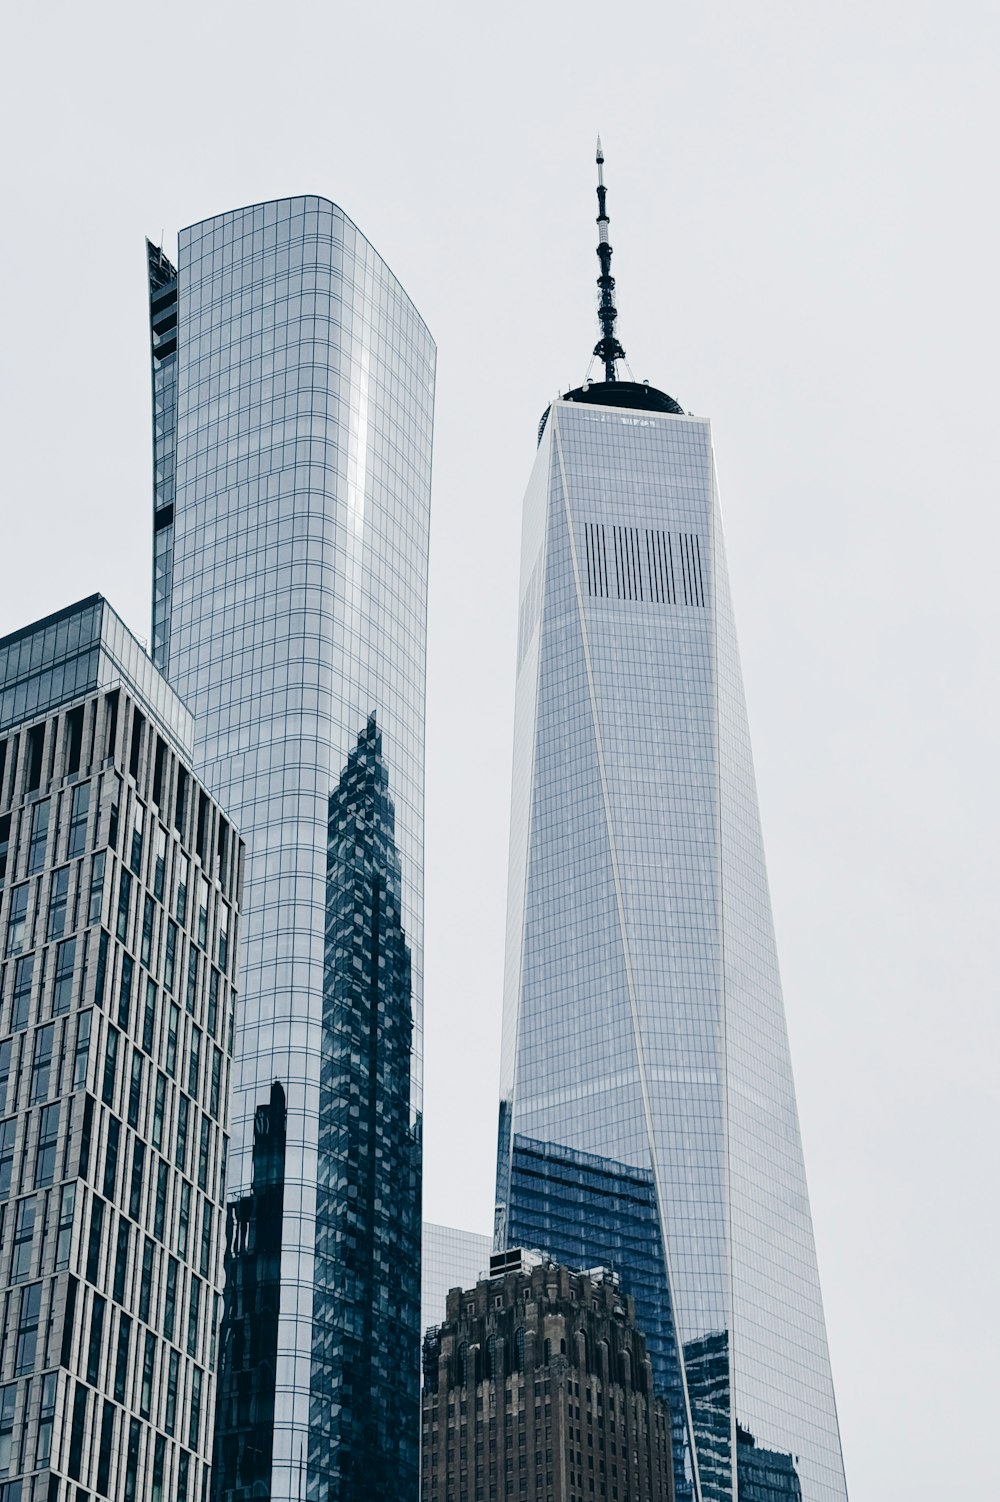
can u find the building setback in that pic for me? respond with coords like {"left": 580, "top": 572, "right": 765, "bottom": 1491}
{"left": 147, "top": 195, "right": 435, "bottom": 1500}
{"left": 0, "top": 595, "right": 242, "bottom": 1502}
{"left": 422, "top": 1253, "right": 674, "bottom": 1502}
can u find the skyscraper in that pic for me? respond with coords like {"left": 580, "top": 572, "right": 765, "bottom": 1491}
{"left": 147, "top": 197, "right": 436, "bottom": 1499}
{"left": 494, "top": 146, "right": 847, "bottom": 1502}
{"left": 0, "top": 595, "right": 242, "bottom": 1502}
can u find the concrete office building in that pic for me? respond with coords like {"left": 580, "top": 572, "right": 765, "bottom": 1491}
{"left": 0, "top": 596, "right": 242, "bottom": 1502}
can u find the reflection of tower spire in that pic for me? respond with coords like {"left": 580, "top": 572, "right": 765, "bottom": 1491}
{"left": 593, "top": 136, "right": 627, "bottom": 382}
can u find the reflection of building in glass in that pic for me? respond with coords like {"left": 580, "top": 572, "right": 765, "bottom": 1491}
{"left": 495, "top": 149, "right": 847, "bottom": 1502}
{"left": 736, "top": 1427, "right": 803, "bottom": 1502}
{"left": 421, "top": 1224, "right": 492, "bottom": 1339}
{"left": 213, "top": 1081, "right": 287, "bottom": 1500}
{"left": 310, "top": 717, "right": 420, "bottom": 1498}
{"left": 0, "top": 596, "right": 242, "bottom": 1501}
{"left": 422, "top": 1252, "right": 674, "bottom": 1502}
{"left": 148, "top": 197, "right": 435, "bottom": 1499}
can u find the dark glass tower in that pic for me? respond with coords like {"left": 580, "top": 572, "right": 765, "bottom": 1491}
{"left": 309, "top": 715, "right": 420, "bottom": 1498}
{"left": 146, "top": 197, "right": 435, "bottom": 1499}
{"left": 495, "top": 146, "right": 847, "bottom": 1502}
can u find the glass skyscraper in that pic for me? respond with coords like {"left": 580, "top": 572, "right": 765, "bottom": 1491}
{"left": 495, "top": 149, "right": 847, "bottom": 1502}
{"left": 146, "top": 196, "right": 435, "bottom": 1499}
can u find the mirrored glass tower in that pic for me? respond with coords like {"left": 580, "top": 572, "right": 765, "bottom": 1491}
{"left": 495, "top": 146, "right": 848, "bottom": 1502}
{"left": 146, "top": 197, "right": 435, "bottom": 1500}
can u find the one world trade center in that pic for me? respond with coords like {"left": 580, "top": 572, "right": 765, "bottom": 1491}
{"left": 495, "top": 145, "right": 848, "bottom": 1502}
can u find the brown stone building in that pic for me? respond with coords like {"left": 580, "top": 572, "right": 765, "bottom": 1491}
{"left": 421, "top": 1250, "right": 674, "bottom": 1502}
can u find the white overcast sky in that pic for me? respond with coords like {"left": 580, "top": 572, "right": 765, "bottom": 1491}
{"left": 2, "top": 3, "right": 998, "bottom": 1496}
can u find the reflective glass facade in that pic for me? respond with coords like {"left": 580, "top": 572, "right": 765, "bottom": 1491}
{"left": 496, "top": 398, "right": 847, "bottom": 1502}
{"left": 420, "top": 1224, "right": 492, "bottom": 1339}
{"left": 151, "top": 197, "right": 435, "bottom": 1498}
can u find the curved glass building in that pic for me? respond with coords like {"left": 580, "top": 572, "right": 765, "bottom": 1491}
{"left": 147, "top": 197, "right": 435, "bottom": 1500}
{"left": 495, "top": 151, "right": 847, "bottom": 1502}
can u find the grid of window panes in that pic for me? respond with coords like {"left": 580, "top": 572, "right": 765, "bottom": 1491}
{"left": 496, "top": 400, "right": 848, "bottom": 1502}
{"left": 162, "top": 196, "right": 435, "bottom": 1498}
{"left": 0, "top": 631, "right": 241, "bottom": 1502}
{"left": 420, "top": 1224, "right": 492, "bottom": 1342}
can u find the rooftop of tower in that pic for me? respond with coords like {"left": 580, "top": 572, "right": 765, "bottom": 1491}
{"left": 538, "top": 140, "right": 684, "bottom": 443}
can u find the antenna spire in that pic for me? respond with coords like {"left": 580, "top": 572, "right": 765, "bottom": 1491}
{"left": 593, "top": 136, "right": 626, "bottom": 382}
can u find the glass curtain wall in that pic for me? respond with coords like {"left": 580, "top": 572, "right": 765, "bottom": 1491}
{"left": 156, "top": 196, "right": 435, "bottom": 1500}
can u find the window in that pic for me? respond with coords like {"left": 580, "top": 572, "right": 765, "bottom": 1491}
{"left": 124, "top": 1416, "right": 140, "bottom": 1502}
{"left": 177, "top": 1181, "right": 191, "bottom": 1260}
{"left": 0, "top": 1122, "right": 18, "bottom": 1200}
{"left": 127, "top": 1048, "right": 143, "bottom": 1128}
{"left": 74, "top": 1010, "right": 92, "bottom": 1090}
{"left": 207, "top": 967, "right": 219, "bottom": 1037}
{"left": 102, "top": 1026, "right": 119, "bottom": 1106}
{"left": 108, "top": 775, "right": 121, "bottom": 850}
{"left": 68, "top": 782, "right": 90, "bottom": 858}
{"left": 188, "top": 1026, "right": 201, "bottom": 1099}
{"left": 46, "top": 866, "right": 69, "bottom": 940}
{"left": 128, "top": 1140, "right": 145, "bottom": 1222}
{"left": 130, "top": 803, "right": 145, "bottom": 877}
{"left": 189, "top": 1365, "right": 203, "bottom": 1451}
{"left": 154, "top": 1159, "right": 169, "bottom": 1239}
{"left": 15, "top": 1283, "right": 41, "bottom": 1373}
{"left": 113, "top": 1218, "right": 130, "bottom": 1303}
{"left": 56, "top": 1182, "right": 76, "bottom": 1268}
{"left": 178, "top": 1449, "right": 190, "bottom": 1502}
{"left": 139, "top": 1330, "right": 155, "bottom": 1417}
{"left": 88, "top": 850, "right": 106, "bottom": 924}
{"left": 197, "top": 1116, "right": 211, "bottom": 1191}
{"left": 199, "top": 1203, "right": 213, "bottom": 1278}
{"left": 97, "top": 1398, "right": 115, "bottom": 1495}
{"left": 87, "top": 1292, "right": 107, "bottom": 1384}
{"left": 94, "top": 928, "right": 108, "bottom": 1004}
{"left": 209, "top": 1048, "right": 221, "bottom": 1118}
{"left": 114, "top": 1315, "right": 131, "bottom": 1404}
{"left": 185, "top": 946, "right": 199, "bottom": 1015}
{"left": 153, "top": 826, "right": 167, "bottom": 902}
{"left": 11, "top": 954, "right": 33, "bottom": 1028}
{"left": 36, "top": 1372, "right": 56, "bottom": 1467}
{"left": 166, "top": 1004, "right": 179, "bottom": 1077}
{"left": 0, "top": 1386, "right": 13, "bottom": 1475}
{"left": 5, "top": 885, "right": 28, "bottom": 957}
{"left": 164, "top": 920, "right": 177, "bottom": 991}
{"left": 34, "top": 1102, "right": 60, "bottom": 1187}
{"left": 152, "top": 1432, "right": 165, "bottom": 1502}
{"left": 187, "top": 1274, "right": 201, "bottom": 1356}
{"left": 218, "top": 903, "right": 230, "bottom": 973}
{"left": 27, "top": 800, "right": 50, "bottom": 874}
{"left": 0, "top": 815, "right": 10, "bottom": 887}
{"left": 116, "top": 868, "right": 132, "bottom": 942}
{"left": 138, "top": 1239, "right": 154, "bottom": 1324}
{"left": 175, "top": 1094, "right": 189, "bottom": 1172}
{"left": 30, "top": 1024, "right": 54, "bottom": 1102}
{"left": 103, "top": 1116, "right": 120, "bottom": 1200}
{"left": 53, "top": 937, "right": 75, "bottom": 1014}
{"left": 142, "top": 979, "right": 157, "bottom": 1053}
{"left": 0, "top": 1044, "right": 11, "bottom": 1118}
{"left": 86, "top": 1197, "right": 105, "bottom": 1283}
{"left": 79, "top": 1095, "right": 94, "bottom": 1178}
{"left": 118, "top": 951, "right": 134, "bottom": 1028}
{"left": 163, "top": 1256, "right": 179, "bottom": 1340}
{"left": 197, "top": 876, "right": 209, "bottom": 949}
{"left": 152, "top": 1073, "right": 166, "bottom": 1150}
{"left": 165, "top": 1347, "right": 179, "bottom": 1434}
{"left": 141, "top": 894, "right": 155, "bottom": 967}
{"left": 67, "top": 1380, "right": 89, "bottom": 1481}
{"left": 176, "top": 852, "right": 189, "bottom": 925}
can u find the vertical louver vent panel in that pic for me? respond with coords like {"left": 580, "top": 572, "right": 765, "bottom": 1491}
{"left": 584, "top": 523, "right": 706, "bottom": 607}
